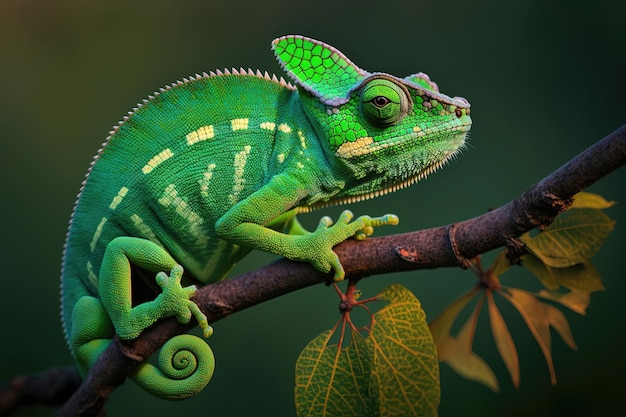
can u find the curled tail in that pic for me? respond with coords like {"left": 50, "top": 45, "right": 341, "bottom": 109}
{"left": 131, "top": 334, "right": 215, "bottom": 400}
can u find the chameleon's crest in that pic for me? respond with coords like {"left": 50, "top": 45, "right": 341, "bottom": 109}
{"left": 272, "top": 35, "right": 369, "bottom": 106}
{"left": 404, "top": 72, "right": 439, "bottom": 92}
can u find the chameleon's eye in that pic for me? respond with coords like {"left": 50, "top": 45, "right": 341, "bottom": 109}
{"left": 360, "top": 78, "right": 411, "bottom": 127}
{"left": 371, "top": 96, "right": 391, "bottom": 108}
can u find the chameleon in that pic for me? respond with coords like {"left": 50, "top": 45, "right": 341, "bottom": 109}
{"left": 60, "top": 35, "right": 472, "bottom": 400}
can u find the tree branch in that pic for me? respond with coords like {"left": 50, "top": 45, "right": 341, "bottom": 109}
{"left": 52, "top": 124, "right": 626, "bottom": 416}
{"left": 0, "top": 367, "right": 82, "bottom": 415}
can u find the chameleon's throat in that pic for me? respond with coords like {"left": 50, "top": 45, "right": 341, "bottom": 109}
{"left": 298, "top": 144, "right": 464, "bottom": 213}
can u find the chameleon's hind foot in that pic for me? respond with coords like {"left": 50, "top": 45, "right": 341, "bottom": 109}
{"left": 156, "top": 265, "right": 213, "bottom": 338}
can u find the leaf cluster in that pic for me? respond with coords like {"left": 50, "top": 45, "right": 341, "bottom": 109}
{"left": 430, "top": 192, "right": 616, "bottom": 390}
{"left": 295, "top": 284, "right": 439, "bottom": 417}
{"left": 295, "top": 192, "right": 616, "bottom": 417}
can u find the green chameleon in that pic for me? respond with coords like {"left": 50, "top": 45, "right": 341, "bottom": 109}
{"left": 60, "top": 35, "right": 471, "bottom": 400}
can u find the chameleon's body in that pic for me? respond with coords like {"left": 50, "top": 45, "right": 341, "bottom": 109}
{"left": 61, "top": 35, "right": 471, "bottom": 399}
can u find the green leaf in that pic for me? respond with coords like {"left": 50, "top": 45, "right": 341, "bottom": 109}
{"left": 570, "top": 192, "right": 616, "bottom": 209}
{"left": 520, "top": 208, "right": 616, "bottom": 268}
{"left": 499, "top": 288, "right": 577, "bottom": 384}
{"left": 369, "top": 284, "right": 441, "bottom": 417}
{"left": 295, "top": 328, "right": 372, "bottom": 417}
{"left": 522, "top": 253, "right": 604, "bottom": 292}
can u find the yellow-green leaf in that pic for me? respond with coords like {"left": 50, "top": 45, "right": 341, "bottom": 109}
{"left": 434, "top": 295, "right": 498, "bottom": 392}
{"left": 499, "top": 288, "right": 577, "bottom": 384}
{"left": 295, "top": 328, "right": 372, "bottom": 417}
{"left": 537, "top": 288, "right": 591, "bottom": 316}
{"left": 490, "top": 250, "right": 512, "bottom": 278}
{"left": 570, "top": 192, "right": 616, "bottom": 209}
{"left": 429, "top": 288, "right": 498, "bottom": 390}
{"left": 369, "top": 284, "right": 440, "bottom": 416}
{"left": 522, "top": 253, "right": 604, "bottom": 292}
{"left": 486, "top": 291, "right": 520, "bottom": 388}
{"left": 520, "top": 208, "right": 616, "bottom": 268}
{"left": 429, "top": 288, "right": 479, "bottom": 345}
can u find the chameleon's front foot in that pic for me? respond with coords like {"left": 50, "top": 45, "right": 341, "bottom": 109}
{"left": 156, "top": 265, "right": 213, "bottom": 338}
{"left": 302, "top": 210, "right": 399, "bottom": 281}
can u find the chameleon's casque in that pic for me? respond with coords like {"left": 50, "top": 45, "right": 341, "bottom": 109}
{"left": 61, "top": 35, "right": 471, "bottom": 400}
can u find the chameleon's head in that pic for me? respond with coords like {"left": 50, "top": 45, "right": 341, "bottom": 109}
{"left": 273, "top": 35, "right": 471, "bottom": 203}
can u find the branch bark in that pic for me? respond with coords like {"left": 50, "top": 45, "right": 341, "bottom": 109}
{"left": 50, "top": 124, "right": 626, "bottom": 416}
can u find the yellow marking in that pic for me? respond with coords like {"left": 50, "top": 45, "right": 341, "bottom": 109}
{"left": 158, "top": 184, "right": 207, "bottom": 246}
{"left": 297, "top": 131, "right": 307, "bottom": 149}
{"left": 412, "top": 125, "right": 426, "bottom": 137}
{"left": 86, "top": 261, "right": 98, "bottom": 288}
{"left": 260, "top": 122, "right": 276, "bottom": 131}
{"left": 108, "top": 186, "right": 129, "bottom": 210}
{"left": 335, "top": 136, "right": 374, "bottom": 158}
{"left": 231, "top": 118, "right": 249, "bottom": 131}
{"left": 297, "top": 162, "right": 305, "bottom": 169}
{"left": 278, "top": 123, "right": 291, "bottom": 133}
{"left": 142, "top": 148, "right": 173, "bottom": 174}
{"left": 186, "top": 125, "right": 215, "bottom": 145}
{"left": 130, "top": 214, "right": 158, "bottom": 242}
{"left": 199, "top": 163, "right": 217, "bottom": 197}
{"left": 159, "top": 185, "right": 204, "bottom": 224}
{"left": 229, "top": 145, "right": 252, "bottom": 205}
{"left": 90, "top": 217, "right": 107, "bottom": 252}
{"left": 277, "top": 153, "right": 285, "bottom": 164}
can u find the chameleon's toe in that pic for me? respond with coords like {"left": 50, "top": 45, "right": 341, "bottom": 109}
{"left": 372, "top": 213, "right": 400, "bottom": 227}
{"left": 338, "top": 210, "right": 355, "bottom": 223}
{"left": 317, "top": 215, "right": 334, "bottom": 228}
{"left": 352, "top": 214, "right": 399, "bottom": 241}
{"left": 331, "top": 258, "right": 346, "bottom": 282}
{"left": 354, "top": 225, "right": 374, "bottom": 240}
{"left": 156, "top": 264, "right": 184, "bottom": 288}
{"left": 185, "top": 299, "right": 213, "bottom": 338}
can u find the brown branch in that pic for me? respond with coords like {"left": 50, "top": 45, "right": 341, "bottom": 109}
{"left": 0, "top": 367, "right": 82, "bottom": 415}
{"left": 50, "top": 124, "right": 626, "bottom": 416}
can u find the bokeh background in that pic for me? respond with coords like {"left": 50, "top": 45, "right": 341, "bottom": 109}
{"left": 1, "top": 1, "right": 625, "bottom": 416}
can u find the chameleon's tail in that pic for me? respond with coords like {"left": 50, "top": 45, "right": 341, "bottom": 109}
{"left": 131, "top": 334, "right": 215, "bottom": 400}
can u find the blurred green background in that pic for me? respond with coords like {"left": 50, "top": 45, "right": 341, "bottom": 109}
{"left": 1, "top": 1, "right": 625, "bottom": 416}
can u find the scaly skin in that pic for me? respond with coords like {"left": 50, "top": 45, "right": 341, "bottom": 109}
{"left": 60, "top": 35, "right": 472, "bottom": 400}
